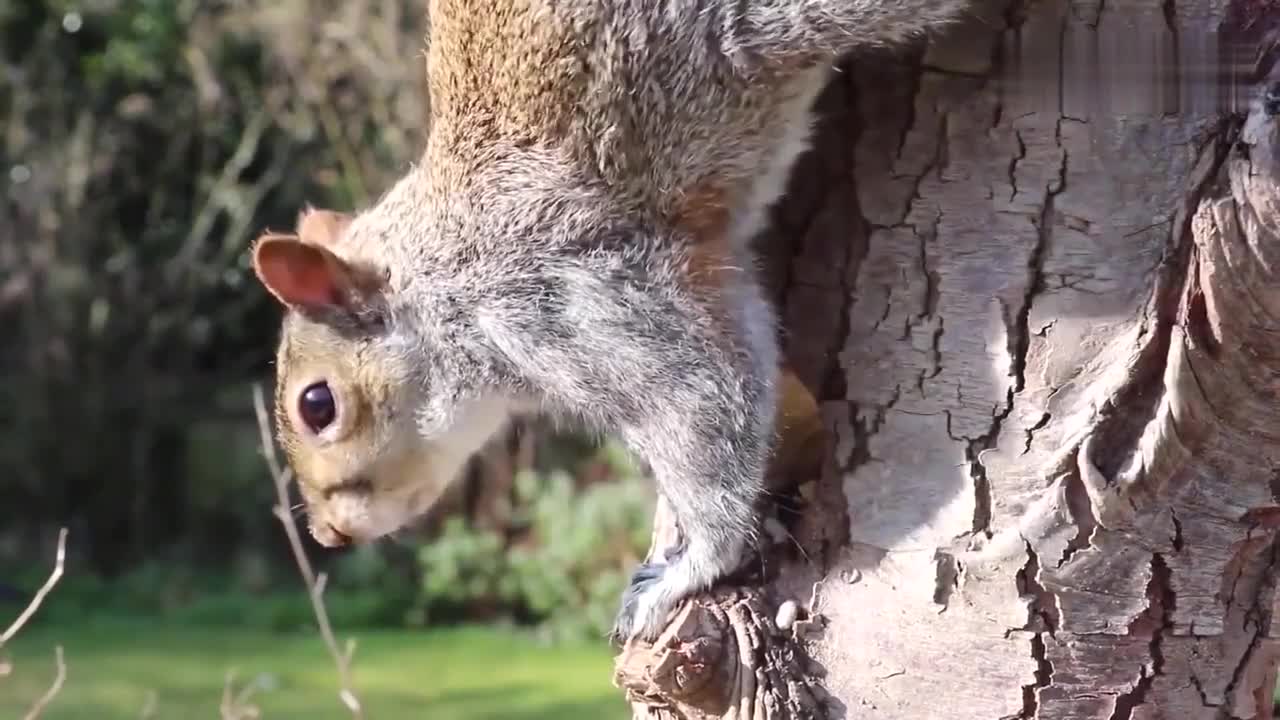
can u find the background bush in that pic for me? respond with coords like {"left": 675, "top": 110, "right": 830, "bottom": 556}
{"left": 419, "top": 446, "right": 654, "bottom": 641}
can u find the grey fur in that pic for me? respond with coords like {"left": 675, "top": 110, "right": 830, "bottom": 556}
{"left": 261, "top": 0, "right": 973, "bottom": 644}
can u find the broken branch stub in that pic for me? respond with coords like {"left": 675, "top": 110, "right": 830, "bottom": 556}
{"left": 616, "top": 501, "right": 831, "bottom": 720}
{"left": 614, "top": 589, "right": 829, "bottom": 720}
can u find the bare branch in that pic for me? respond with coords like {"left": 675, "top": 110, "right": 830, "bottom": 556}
{"left": 1, "top": 530, "right": 69, "bottom": 719}
{"left": 252, "top": 383, "right": 364, "bottom": 718}
{"left": 1, "top": 528, "right": 68, "bottom": 647}
{"left": 21, "top": 645, "right": 65, "bottom": 720}
{"left": 168, "top": 107, "right": 271, "bottom": 282}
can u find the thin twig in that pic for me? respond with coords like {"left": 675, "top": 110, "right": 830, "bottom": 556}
{"left": 234, "top": 677, "right": 260, "bottom": 709}
{"left": 138, "top": 689, "right": 158, "bottom": 719}
{"left": 218, "top": 666, "right": 263, "bottom": 712}
{"left": 21, "top": 646, "right": 65, "bottom": 720}
{"left": 1, "top": 531, "right": 70, "bottom": 720}
{"left": 1, "top": 528, "right": 68, "bottom": 647}
{"left": 219, "top": 669, "right": 260, "bottom": 720}
{"left": 252, "top": 383, "right": 364, "bottom": 718}
{"left": 219, "top": 670, "right": 235, "bottom": 719}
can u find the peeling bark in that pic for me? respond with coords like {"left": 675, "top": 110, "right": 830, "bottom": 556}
{"left": 619, "top": 2, "right": 1280, "bottom": 718}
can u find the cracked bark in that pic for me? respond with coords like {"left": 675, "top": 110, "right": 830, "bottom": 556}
{"left": 615, "top": 2, "right": 1280, "bottom": 718}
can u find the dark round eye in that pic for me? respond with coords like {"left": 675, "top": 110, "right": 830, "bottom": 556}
{"left": 298, "top": 382, "right": 337, "bottom": 433}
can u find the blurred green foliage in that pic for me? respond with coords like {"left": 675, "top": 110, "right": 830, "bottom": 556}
{"left": 419, "top": 449, "right": 654, "bottom": 641}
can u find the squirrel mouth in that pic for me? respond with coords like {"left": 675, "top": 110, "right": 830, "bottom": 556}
{"left": 310, "top": 521, "right": 355, "bottom": 548}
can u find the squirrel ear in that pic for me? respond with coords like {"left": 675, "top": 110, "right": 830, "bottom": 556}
{"left": 296, "top": 207, "right": 353, "bottom": 247}
{"left": 252, "top": 234, "right": 355, "bottom": 310}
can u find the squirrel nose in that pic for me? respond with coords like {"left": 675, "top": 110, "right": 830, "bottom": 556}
{"left": 327, "top": 523, "right": 353, "bottom": 546}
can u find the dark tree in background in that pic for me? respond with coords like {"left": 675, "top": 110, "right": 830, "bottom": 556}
{"left": 0, "top": 0, "right": 431, "bottom": 572}
{"left": 615, "top": 2, "right": 1280, "bottom": 718}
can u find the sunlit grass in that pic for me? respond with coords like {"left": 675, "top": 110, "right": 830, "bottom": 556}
{"left": 1, "top": 618, "right": 628, "bottom": 719}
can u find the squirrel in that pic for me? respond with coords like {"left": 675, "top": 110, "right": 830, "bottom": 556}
{"left": 251, "top": 0, "right": 974, "bottom": 644}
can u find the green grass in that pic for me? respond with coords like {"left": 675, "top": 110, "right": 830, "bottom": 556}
{"left": 1, "top": 618, "right": 628, "bottom": 719}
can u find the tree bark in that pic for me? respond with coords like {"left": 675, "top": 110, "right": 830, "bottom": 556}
{"left": 615, "top": 2, "right": 1280, "bottom": 718}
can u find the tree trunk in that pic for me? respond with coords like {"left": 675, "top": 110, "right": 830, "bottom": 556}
{"left": 614, "top": 2, "right": 1280, "bottom": 718}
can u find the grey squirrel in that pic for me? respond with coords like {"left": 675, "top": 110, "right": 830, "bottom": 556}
{"left": 251, "top": 0, "right": 973, "bottom": 644}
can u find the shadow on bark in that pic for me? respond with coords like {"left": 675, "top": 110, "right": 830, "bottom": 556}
{"left": 614, "top": 4, "right": 1280, "bottom": 719}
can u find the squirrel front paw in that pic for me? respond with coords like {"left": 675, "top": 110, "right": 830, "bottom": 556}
{"left": 611, "top": 528, "right": 753, "bottom": 644}
{"left": 610, "top": 561, "right": 671, "bottom": 644}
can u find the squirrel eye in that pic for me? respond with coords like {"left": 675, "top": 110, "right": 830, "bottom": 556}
{"left": 298, "top": 382, "right": 337, "bottom": 433}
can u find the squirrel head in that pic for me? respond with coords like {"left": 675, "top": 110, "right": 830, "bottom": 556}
{"left": 251, "top": 206, "right": 495, "bottom": 548}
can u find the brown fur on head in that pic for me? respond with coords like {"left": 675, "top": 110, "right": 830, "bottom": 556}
{"left": 251, "top": 207, "right": 495, "bottom": 548}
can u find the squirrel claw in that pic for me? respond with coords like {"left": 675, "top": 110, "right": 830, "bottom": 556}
{"left": 610, "top": 562, "right": 668, "bottom": 646}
